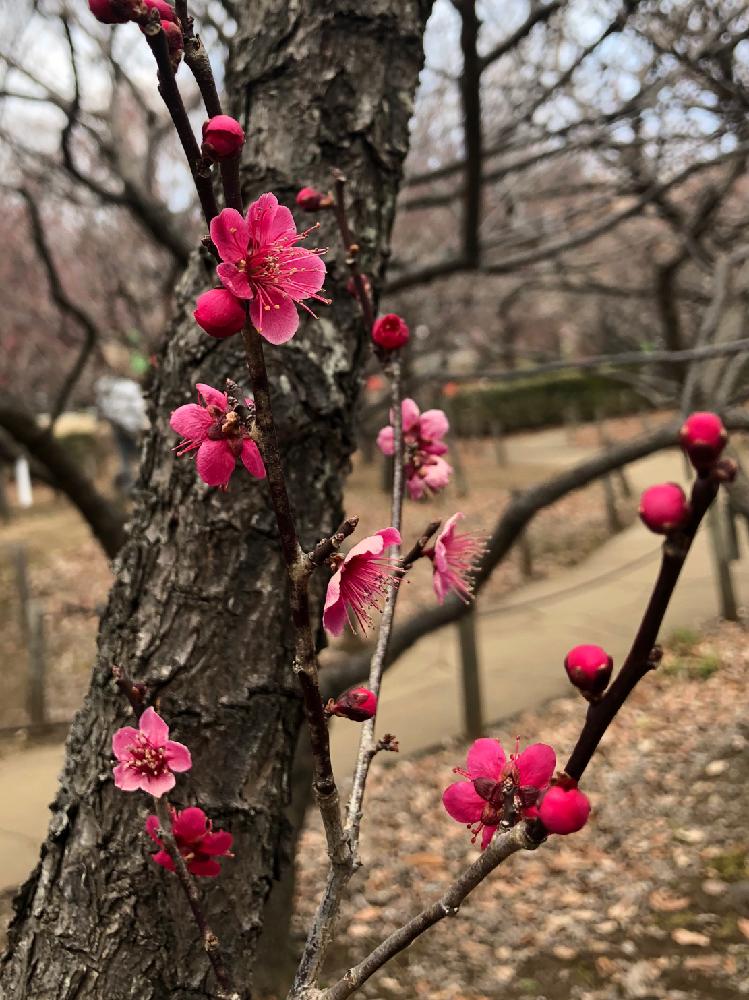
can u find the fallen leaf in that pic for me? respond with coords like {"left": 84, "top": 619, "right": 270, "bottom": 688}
{"left": 671, "top": 929, "right": 710, "bottom": 947}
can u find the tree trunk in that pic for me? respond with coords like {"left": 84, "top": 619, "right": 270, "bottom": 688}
{"left": 0, "top": 4, "right": 431, "bottom": 998}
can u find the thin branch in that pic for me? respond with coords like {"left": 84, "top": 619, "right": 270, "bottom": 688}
{"left": 478, "top": 1, "right": 563, "bottom": 70}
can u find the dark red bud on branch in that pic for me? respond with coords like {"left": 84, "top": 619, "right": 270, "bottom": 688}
{"left": 144, "top": 0, "right": 178, "bottom": 21}
{"left": 638, "top": 483, "right": 690, "bottom": 534}
{"left": 325, "top": 686, "right": 378, "bottom": 722}
{"left": 295, "top": 187, "right": 334, "bottom": 212}
{"left": 371, "top": 313, "right": 410, "bottom": 351}
{"left": 564, "top": 644, "right": 613, "bottom": 698}
{"left": 201, "top": 116, "right": 245, "bottom": 161}
{"left": 89, "top": 0, "right": 137, "bottom": 23}
{"left": 346, "top": 274, "right": 372, "bottom": 302}
{"left": 539, "top": 784, "right": 591, "bottom": 835}
{"left": 680, "top": 411, "right": 727, "bottom": 472}
{"left": 194, "top": 289, "right": 246, "bottom": 339}
{"left": 160, "top": 19, "right": 184, "bottom": 66}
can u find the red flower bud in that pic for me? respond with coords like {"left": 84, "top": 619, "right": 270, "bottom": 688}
{"left": 144, "top": 0, "right": 178, "bottom": 20}
{"left": 372, "top": 313, "right": 409, "bottom": 351}
{"left": 539, "top": 785, "right": 591, "bottom": 835}
{"left": 89, "top": 0, "right": 136, "bottom": 23}
{"left": 201, "top": 115, "right": 245, "bottom": 161}
{"left": 161, "top": 18, "right": 183, "bottom": 64}
{"left": 639, "top": 482, "right": 690, "bottom": 534}
{"left": 295, "top": 187, "right": 332, "bottom": 212}
{"left": 194, "top": 289, "right": 246, "bottom": 339}
{"left": 564, "top": 644, "right": 613, "bottom": 698}
{"left": 326, "top": 686, "right": 378, "bottom": 722}
{"left": 680, "top": 411, "right": 727, "bottom": 471}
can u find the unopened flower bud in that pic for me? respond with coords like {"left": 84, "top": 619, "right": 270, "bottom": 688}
{"left": 639, "top": 482, "right": 690, "bottom": 534}
{"left": 539, "top": 785, "right": 591, "bottom": 835}
{"left": 325, "top": 686, "right": 378, "bottom": 722}
{"left": 161, "top": 18, "right": 183, "bottom": 64}
{"left": 295, "top": 187, "right": 333, "bottom": 212}
{"left": 201, "top": 115, "right": 245, "bottom": 161}
{"left": 564, "top": 644, "right": 613, "bottom": 698}
{"left": 89, "top": 0, "right": 136, "bottom": 23}
{"left": 680, "top": 411, "right": 727, "bottom": 472}
{"left": 711, "top": 457, "right": 738, "bottom": 484}
{"left": 194, "top": 289, "right": 245, "bottom": 339}
{"left": 372, "top": 313, "right": 409, "bottom": 351}
{"left": 144, "top": 0, "right": 178, "bottom": 20}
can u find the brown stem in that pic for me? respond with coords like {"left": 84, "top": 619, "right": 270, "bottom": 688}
{"left": 154, "top": 800, "right": 239, "bottom": 1000}
{"left": 240, "top": 324, "right": 347, "bottom": 865}
{"left": 564, "top": 473, "right": 719, "bottom": 781}
{"left": 143, "top": 25, "right": 218, "bottom": 227}
{"left": 332, "top": 170, "right": 375, "bottom": 332}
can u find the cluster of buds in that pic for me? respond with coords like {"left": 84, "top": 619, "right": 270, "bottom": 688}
{"left": 638, "top": 412, "right": 731, "bottom": 536}
{"left": 325, "top": 686, "right": 378, "bottom": 721}
{"left": 90, "top": 1, "right": 184, "bottom": 67}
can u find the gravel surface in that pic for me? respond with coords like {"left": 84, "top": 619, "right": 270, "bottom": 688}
{"left": 291, "top": 622, "right": 749, "bottom": 1000}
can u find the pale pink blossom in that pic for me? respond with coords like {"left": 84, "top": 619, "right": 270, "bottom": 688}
{"left": 429, "top": 512, "right": 485, "bottom": 603}
{"left": 112, "top": 707, "right": 192, "bottom": 797}
{"left": 170, "top": 383, "right": 265, "bottom": 489}
{"left": 146, "top": 806, "right": 233, "bottom": 877}
{"left": 323, "top": 528, "right": 401, "bottom": 636}
{"left": 209, "top": 193, "right": 327, "bottom": 345}
{"left": 377, "top": 398, "right": 452, "bottom": 500}
{"left": 443, "top": 737, "right": 555, "bottom": 849}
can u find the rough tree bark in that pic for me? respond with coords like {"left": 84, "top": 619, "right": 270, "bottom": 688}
{"left": 0, "top": 3, "right": 432, "bottom": 998}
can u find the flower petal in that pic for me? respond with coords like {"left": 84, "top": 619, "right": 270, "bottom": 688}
{"left": 210, "top": 208, "right": 249, "bottom": 263}
{"left": 201, "top": 830, "right": 233, "bottom": 855}
{"left": 142, "top": 771, "right": 176, "bottom": 798}
{"left": 467, "top": 738, "right": 506, "bottom": 779}
{"left": 165, "top": 740, "right": 192, "bottom": 773}
{"left": 376, "top": 426, "right": 395, "bottom": 456}
{"left": 170, "top": 404, "right": 212, "bottom": 442}
{"left": 196, "top": 384, "right": 227, "bottom": 411}
{"left": 139, "top": 707, "right": 169, "bottom": 747}
{"left": 516, "top": 743, "right": 556, "bottom": 789}
{"left": 279, "top": 247, "right": 326, "bottom": 298}
{"left": 343, "top": 527, "right": 401, "bottom": 564}
{"left": 145, "top": 814, "right": 162, "bottom": 845}
{"left": 152, "top": 849, "right": 176, "bottom": 871}
{"left": 113, "top": 763, "right": 142, "bottom": 791}
{"left": 196, "top": 439, "right": 236, "bottom": 487}
{"left": 217, "top": 262, "right": 253, "bottom": 299}
{"left": 112, "top": 726, "right": 139, "bottom": 761}
{"left": 172, "top": 807, "right": 208, "bottom": 844}
{"left": 247, "top": 192, "right": 280, "bottom": 245}
{"left": 188, "top": 858, "right": 222, "bottom": 877}
{"left": 420, "top": 408, "right": 449, "bottom": 442}
{"left": 481, "top": 824, "right": 498, "bottom": 850}
{"left": 250, "top": 292, "right": 299, "bottom": 345}
{"left": 269, "top": 205, "right": 297, "bottom": 242}
{"left": 442, "top": 781, "right": 484, "bottom": 824}
{"left": 400, "top": 398, "right": 421, "bottom": 433}
{"left": 323, "top": 569, "right": 346, "bottom": 636}
{"left": 241, "top": 439, "right": 266, "bottom": 479}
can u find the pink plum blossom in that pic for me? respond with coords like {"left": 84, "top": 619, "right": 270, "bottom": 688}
{"left": 146, "top": 806, "right": 233, "bottom": 877}
{"left": 323, "top": 528, "right": 401, "bottom": 636}
{"left": 170, "top": 383, "right": 266, "bottom": 489}
{"left": 443, "top": 737, "right": 556, "bottom": 849}
{"left": 377, "top": 398, "right": 452, "bottom": 500}
{"left": 112, "top": 707, "right": 192, "bottom": 797}
{"left": 209, "top": 193, "right": 327, "bottom": 345}
{"left": 428, "top": 512, "right": 485, "bottom": 603}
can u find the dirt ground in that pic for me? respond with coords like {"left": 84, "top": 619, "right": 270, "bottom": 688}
{"left": 292, "top": 622, "right": 749, "bottom": 1000}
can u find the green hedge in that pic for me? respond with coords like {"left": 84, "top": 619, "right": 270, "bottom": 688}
{"left": 446, "top": 371, "right": 647, "bottom": 435}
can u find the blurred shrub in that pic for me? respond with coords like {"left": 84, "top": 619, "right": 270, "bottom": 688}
{"left": 447, "top": 371, "right": 647, "bottom": 435}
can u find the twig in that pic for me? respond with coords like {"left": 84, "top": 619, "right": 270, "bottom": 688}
{"left": 331, "top": 170, "right": 375, "bottom": 332}
{"left": 321, "top": 823, "right": 540, "bottom": 1000}
{"left": 153, "top": 800, "right": 240, "bottom": 1000}
{"left": 143, "top": 23, "right": 218, "bottom": 227}
{"left": 564, "top": 472, "right": 719, "bottom": 781}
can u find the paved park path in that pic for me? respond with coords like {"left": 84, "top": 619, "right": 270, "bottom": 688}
{"left": 2, "top": 434, "right": 746, "bottom": 894}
